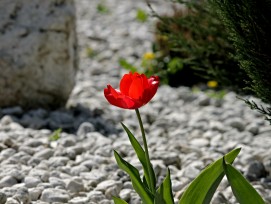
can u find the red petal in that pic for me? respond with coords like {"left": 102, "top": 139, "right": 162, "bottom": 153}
{"left": 104, "top": 73, "right": 159, "bottom": 109}
{"left": 104, "top": 84, "right": 143, "bottom": 109}
{"left": 142, "top": 76, "right": 159, "bottom": 104}
{"left": 104, "top": 85, "right": 123, "bottom": 107}
{"left": 120, "top": 73, "right": 132, "bottom": 95}
{"left": 128, "top": 75, "right": 144, "bottom": 100}
{"left": 141, "top": 74, "right": 149, "bottom": 89}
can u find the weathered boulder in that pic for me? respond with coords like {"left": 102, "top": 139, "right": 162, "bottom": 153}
{"left": 0, "top": 0, "right": 77, "bottom": 109}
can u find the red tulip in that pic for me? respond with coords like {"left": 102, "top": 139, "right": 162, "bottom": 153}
{"left": 104, "top": 72, "right": 159, "bottom": 109}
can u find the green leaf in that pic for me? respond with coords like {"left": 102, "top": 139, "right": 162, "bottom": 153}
{"left": 49, "top": 128, "right": 62, "bottom": 141}
{"left": 136, "top": 9, "right": 148, "bottom": 22}
{"left": 167, "top": 58, "right": 183, "bottom": 74}
{"left": 96, "top": 2, "right": 109, "bottom": 14}
{"left": 113, "top": 197, "right": 128, "bottom": 204}
{"left": 121, "top": 123, "right": 156, "bottom": 193}
{"left": 114, "top": 150, "right": 154, "bottom": 204}
{"left": 85, "top": 47, "right": 97, "bottom": 58}
{"left": 119, "top": 58, "right": 138, "bottom": 72}
{"left": 179, "top": 148, "right": 241, "bottom": 204}
{"left": 222, "top": 157, "right": 265, "bottom": 204}
{"left": 154, "top": 168, "right": 174, "bottom": 204}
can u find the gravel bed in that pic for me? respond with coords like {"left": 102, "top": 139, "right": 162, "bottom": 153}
{"left": 0, "top": 0, "right": 271, "bottom": 203}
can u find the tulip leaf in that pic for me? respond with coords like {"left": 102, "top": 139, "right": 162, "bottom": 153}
{"left": 222, "top": 157, "right": 265, "bottom": 204}
{"left": 119, "top": 58, "right": 138, "bottom": 72}
{"left": 121, "top": 123, "right": 156, "bottom": 193}
{"left": 114, "top": 150, "right": 154, "bottom": 204}
{"left": 179, "top": 148, "right": 241, "bottom": 204}
{"left": 154, "top": 168, "right": 174, "bottom": 204}
{"left": 113, "top": 197, "right": 129, "bottom": 204}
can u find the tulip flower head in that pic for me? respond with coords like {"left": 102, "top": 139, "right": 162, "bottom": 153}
{"left": 104, "top": 72, "right": 159, "bottom": 109}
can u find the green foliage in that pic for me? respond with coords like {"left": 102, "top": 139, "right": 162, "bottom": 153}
{"left": 119, "top": 57, "right": 169, "bottom": 84}
{"left": 121, "top": 123, "right": 156, "bottom": 194}
{"left": 222, "top": 157, "right": 265, "bottom": 204}
{"left": 49, "top": 128, "right": 62, "bottom": 141}
{"left": 193, "top": 86, "right": 227, "bottom": 100}
{"left": 114, "top": 150, "right": 154, "bottom": 203}
{"left": 239, "top": 98, "right": 271, "bottom": 124}
{"left": 112, "top": 108, "right": 265, "bottom": 203}
{"left": 167, "top": 58, "right": 183, "bottom": 74}
{"left": 97, "top": 2, "right": 109, "bottom": 14}
{"left": 136, "top": 9, "right": 148, "bottom": 22}
{"left": 119, "top": 58, "right": 138, "bottom": 73}
{"left": 209, "top": 0, "right": 271, "bottom": 119}
{"left": 179, "top": 148, "right": 241, "bottom": 204}
{"left": 114, "top": 123, "right": 175, "bottom": 203}
{"left": 148, "top": 0, "right": 250, "bottom": 89}
{"left": 85, "top": 47, "right": 97, "bottom": 58}
{"left": 113, "top": 197, "right": 128, "bottom": 204}
{"left": 114, "top": 122, "right": 265, "bottom": 203}
{"left": 206, "top": 89, "right": 227, "bottom": 100}
{"left": 154, "top": 169, "right": 174, "bottom": 204}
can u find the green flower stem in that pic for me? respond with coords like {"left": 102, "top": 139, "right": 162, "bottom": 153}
{"left": 135, "top": 108, "right": 155, "bottom": 194}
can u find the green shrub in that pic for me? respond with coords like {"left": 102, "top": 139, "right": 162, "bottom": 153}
{"left": 209, "top": 0, "right": 271, "bottom": 121}
{"left": 148, "top": 0, "right": 250, "bottom": 90}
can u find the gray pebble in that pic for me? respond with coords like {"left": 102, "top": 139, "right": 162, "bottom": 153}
{"left": 29, "top": 169, "right": 50, "bottom": 182}
{"left": 0, "top": 176, "right": 17, "bottom": 188}
{"left": 0, "top": 148, "right": 16, "bottom": 157}
{"left": 24, "top": 139, "right": 44, "bottom": 148}
{"left": 5, "top": 198, "right": 19, "bottom": 204}
{"left": 80, "top": 170, "right": 107, "bottom": 183}
{"left": 24, "top": 176, "right": 41, "bottom": 188}
{"left": 48, "top": 156, "right": 69, "bottom": 167}
{"left": 197, "top": 95, "right": 210, "bottom": 106}
{"left": 226, "top": 117, "right": 245, "bottom": 131}
{"left": 48, "top": 177, "right": 66, "bottom": 188}
{"left": 68, "top": 196, "right": 90, "bottom": 204}
{"left": 34, "top": 149, "right": 54, "bottom": 160}
{"left": 119, "top": 189, "right": 132, "bottom": 201}
{"left": 212, "top": 191, "right": 228, "bottom": 204}
{"left": 1, "top": 106, "right": 23, "bottom": 116}
{"left": 9, "top": 169, "right": 24, "bottom": 182}
{"left": 40, "top": 188, "right": 70, "bottom": 203}
{"left": 13, "top": 187, "right": 30, "bottom": 204}
{"left": 179, "top": 165, "right": 201, "bottom": 180}
{"left": 245, "top": 161, "right": 267, "bottom": 181}
{"left": 87, "top": 191, "right": 106, "bottom": 202}
{"left": 189, "top": 138, "right": 209, "bottom": 147}
{"left": 0, "top": 192, "right": 7, "bottom": 204}
{"left": 0, "top": 187, "right": 17, "bottom": 197}
{"left": 60, "top": 137, "right": 76, "bottom": 147}
{"left": 0, "top": 115, "right": 14, "bottom": 126}
{"left": 71, "top": 165, "right": 89, "bottom": 176}
{"left": 66, "top": 179, "right": 85, "bottom": 193}
{"left": 96, "top": 180, "right": 123, "bottom": 193}
{"left": 29, "top": 188, "right": 43, "bottom": 201}
{"left": 246, "top": 123, "right": 259, "bottom": 135}
{"left": 77, "top": 122, "right": 95, "bottom": 136}
{"left": 80, "top": 160, "right": 96, "bottom": 169}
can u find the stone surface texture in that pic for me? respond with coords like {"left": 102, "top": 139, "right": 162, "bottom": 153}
{"left": 0, "top": 0, "right": 270, "bottom": 204}
{"left": 0, "top": 0, "right": 77, "bottom": 108}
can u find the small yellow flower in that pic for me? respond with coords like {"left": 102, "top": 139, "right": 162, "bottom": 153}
{"left": 207, "top": 80, "right": 218, "bottom": 88}
{"left": 143, "top": 52, "right": 155, "bottom": 60}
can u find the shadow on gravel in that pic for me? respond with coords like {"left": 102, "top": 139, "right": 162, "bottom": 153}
{"left": 0, "top": 104, "right": 120, "bottom": 136}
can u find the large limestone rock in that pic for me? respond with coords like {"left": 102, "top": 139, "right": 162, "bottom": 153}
{"left": 0, "top": 0, "right": 77, "bottom": 109}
